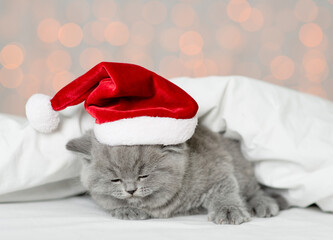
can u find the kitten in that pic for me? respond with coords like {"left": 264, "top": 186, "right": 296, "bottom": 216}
{"left": 66, "top": 125, "right": 286, "bottom": 224}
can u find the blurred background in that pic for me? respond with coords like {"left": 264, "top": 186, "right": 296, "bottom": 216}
{"left": 0, "top": 0, "right": 332, "bottom": 116}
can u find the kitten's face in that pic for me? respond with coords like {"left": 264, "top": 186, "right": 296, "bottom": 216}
{"left": 66, "top": 132, "right": 187, "bottom": 208}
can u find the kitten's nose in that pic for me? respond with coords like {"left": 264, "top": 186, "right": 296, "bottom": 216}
{"left": 126, "top": 189, "right": 137, "bottom": 195}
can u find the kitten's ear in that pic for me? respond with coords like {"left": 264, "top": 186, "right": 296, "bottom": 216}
{"left": 66, "top": 131, "right": 92, "bottom": 158}
{"left": 162, "top": 143, "right": 188, "bottom": 154}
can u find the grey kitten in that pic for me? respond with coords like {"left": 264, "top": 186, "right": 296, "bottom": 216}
{"left": 66, "top": 125, "right": 286, "bottom": 224}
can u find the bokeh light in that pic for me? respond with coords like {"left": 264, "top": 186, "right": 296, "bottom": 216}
{"left": 299, "top": 23, "right": 323, "bottom": 47}
{"left": 227, "top": 0, "right": 252, "bottom": 23}
{"left": 179, "top": 31, "right": 203, "bottom": 56}
{"left": 316, "top": 34, "right": 328, "bottom": 51}
{"left": 80, "top": 48, "right": 104, "bottom": 71}
{"left": 259, "top": 43, "right": 281, "bottom": 66}
{"left": 303, "top": 50, "right": 326, "bottom": 75}
{"left": 0, "top": 67, "right": 23, "bottom": 88}
{"left": 193, "top": 59, "right": 218, "bottom": 77}
{"left": 302, "top": 50, "right": 328, "bottom": 83}
{"left": 104, "top": 21, "right": 129, "bottom": 46}
{"left": 83, "top": 20, "right": 106, "bottom": 45}
{"left": 46, "top": 50, "right": 72, "bottom": 73}
{"left": 270, "top": 56, "right": 295, "bottom": 81}
{"left": 180, "top": 52, "right": 204, "bottom": 71}
{"left": 171, "top": 3, "right": 196, "bottom": 28}
{"left": 52, "top": 71, "right": 75, "bottom": 92}
{"left": 0, "top": 44, "right": 24, "bottom": 69}
{"left": 256, "top": 3, "right": 273, "bottom": 28}
{"left": 92, "top": 0, "right": 117, "bottom": 20}
{"left": 58, "top": 23, "right": 83, "bottom": 47}
{"left": 216, "top": 25, "right": 244, "bottom": 50}
{"left": 240, "top": 8, "right": 264, "bottom": 32}
{"left": 305, "top": 69, "right": 329, "bottom": 84}
{"left": 294, "top": 0, "right": 318, "bottom": 22}
{"left": 37, "top": 18, "right": 61, "bottom": 43}
{"left": 142, "top": 1, "right": 167, "bottom": 25}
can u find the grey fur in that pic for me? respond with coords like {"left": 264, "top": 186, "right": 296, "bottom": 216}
{"left": 66, "top": 125, "right": 286, "bottom": 224}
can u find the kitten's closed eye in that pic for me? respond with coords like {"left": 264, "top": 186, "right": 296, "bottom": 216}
{"left": 111, "top": 179, "right": 121, "bottom": 183}
{"left": 138, "top": 175, "right": 149, "bottom": 180}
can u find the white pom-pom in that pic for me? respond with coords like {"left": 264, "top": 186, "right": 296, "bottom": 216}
{"left": 25, "top": 94, "right": 60, "bottom": 133}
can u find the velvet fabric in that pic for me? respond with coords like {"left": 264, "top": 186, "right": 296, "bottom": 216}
{"left": 51, "top": 62, "right": 198, "bottom": 124}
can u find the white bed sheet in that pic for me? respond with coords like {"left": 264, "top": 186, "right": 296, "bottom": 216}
{"left": 0, "top": 196, "right": 332, "bottom": 240}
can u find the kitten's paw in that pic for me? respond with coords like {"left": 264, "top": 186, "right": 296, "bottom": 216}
{"left": 110, "top": 208, "right": 150, "bottom": 220}
{"left": 208, "top": 205, "right": 251, "bottom": 225}
{"left": 247, "top": 195, "right": 279, "bottom": 218}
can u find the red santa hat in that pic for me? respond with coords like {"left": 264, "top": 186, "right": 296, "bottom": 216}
{"left": 25, "top": 62, "right": 198, "bottom": 146}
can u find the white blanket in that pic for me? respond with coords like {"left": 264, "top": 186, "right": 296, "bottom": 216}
{"left": 173, "top": 76, "right": 333, "bottom": 212}
{"left": 1, "top": 196, "right": 333, "bottom": 240}
{"left": 1, "top": 76, "right": 333, "bottom": 212}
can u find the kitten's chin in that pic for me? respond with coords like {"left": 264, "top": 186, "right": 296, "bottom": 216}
{"left": 138, "top": 189, "right": 179, "bottom": 209}
{"left": 114, "top": 194, "right": 145, "bottom": 202}
{"left": 126, "top": 192, "right": 157, "bottom": 205}
{"left": 127, "top": 196, "right": 139, "bottom": 202}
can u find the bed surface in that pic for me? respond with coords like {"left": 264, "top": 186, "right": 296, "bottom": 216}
{"left": 0, "top": 196, "right": 331, "bottom": 240}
